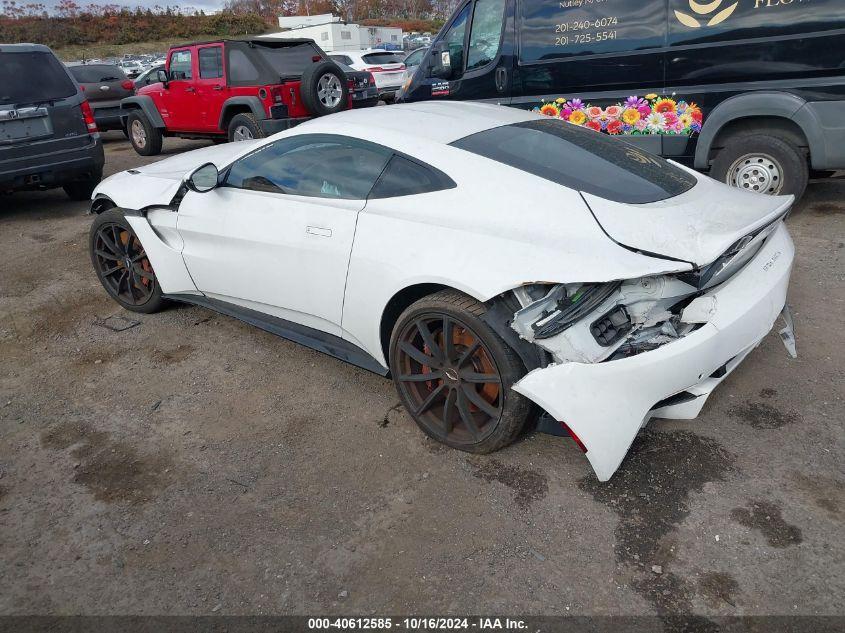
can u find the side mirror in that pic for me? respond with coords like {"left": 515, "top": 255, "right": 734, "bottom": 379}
{"left": 185, "top": 163, "right": 219, "bottom": 193}
{"left": 156, "top": 69, "right": 169, "bottom": 87}
{"left": 429, "top": 43, "right": 452, "bottom": 79}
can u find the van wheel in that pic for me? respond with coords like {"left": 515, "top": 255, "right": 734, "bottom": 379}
{"left": 711, "top": 134, "right": 808, "bottom": 199}
{"left": 389, "top": 290, "right": 532, "bottom": 454}
{"left": 228, "top": 113, "right": 265, "bottom": 142}
{"left": 127, "top": 111, "right": 163, "bottom": 156}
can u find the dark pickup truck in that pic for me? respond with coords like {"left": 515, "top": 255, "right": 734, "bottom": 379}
{"left": 0, "top": 44, "right": 104, "bottom": 200}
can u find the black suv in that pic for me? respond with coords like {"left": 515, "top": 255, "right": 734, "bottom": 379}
{"left": 1, "top": 44, "right": 105, "bottom": 200}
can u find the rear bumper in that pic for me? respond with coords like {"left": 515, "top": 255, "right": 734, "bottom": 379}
{"left": 0, "top": 135, "right": 104, "bottom": 191}
{"left": 514, "top": 222, "right": 795, "bottom": 482}
{"left": 258, "top": 116, "right": 311, "bottom": 136}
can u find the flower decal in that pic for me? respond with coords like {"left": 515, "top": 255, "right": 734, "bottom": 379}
{"left": 654, "top": 98, "right": 677, "bottom": 115}
{"left": 535, "top": 95, "right": 704, "bottom": 136}
{"left": 569, "top": 110, "right": 587, "bottom": 126}
{"left": 540, "top": 103, "right": 560, "bottom": 117}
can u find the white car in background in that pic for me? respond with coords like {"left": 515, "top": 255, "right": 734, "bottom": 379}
{"left": 329, "top": 50, "right": 405, "bottom": 101}
{"left": 87, "top": 102, "right": 796, "bottom": 483}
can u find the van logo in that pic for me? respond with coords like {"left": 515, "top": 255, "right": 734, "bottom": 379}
{"left": 675, "top": 0, "right": 739, "bottom": 28}
{"left": 7, "top": 109, "right": 19, "bottom": 119}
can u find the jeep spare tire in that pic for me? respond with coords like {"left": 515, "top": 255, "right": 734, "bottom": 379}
{"left": 301, "top": 61, "right": 349, "bottom": 117}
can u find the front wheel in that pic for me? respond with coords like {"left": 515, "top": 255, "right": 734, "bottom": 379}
{"left": 90, "top": 208, "right": 166, "bottom": 314}
{"left": 389, "top": 290, "right": 532, "bottom": 454}
{"left": 711, "top": 134, "right": 808, "bottom": 199}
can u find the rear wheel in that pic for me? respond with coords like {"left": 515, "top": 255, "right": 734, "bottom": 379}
{"left": 90, "top": 208, "right": 166, "bottom": 314}
{"left": 389, "top": 290, "right": 532, "bottom": 454}
{"left": 127, "top": 111, "right": 163, "bottom": 156}
{"left": 228, "top": 113, "right": 265, "bottom": 142}
{"left": 711, "top": 134, "right": 808, "bottom": 199}
{"left": 63, "top": 171, "right": 101, "bottom": 201}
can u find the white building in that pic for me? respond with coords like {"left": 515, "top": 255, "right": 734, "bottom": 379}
{"left": 269, "top": 15, "right": 403, "bottom": 53}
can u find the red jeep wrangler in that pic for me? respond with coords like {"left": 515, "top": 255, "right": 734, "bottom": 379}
{"left": 121, "top": 38, "right": 351, "bottom": 156}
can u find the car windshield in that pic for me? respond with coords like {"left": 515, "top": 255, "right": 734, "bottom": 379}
{"left": 253, "top": 42, "right": 321, "bottom": 78}
{"left": 361, "top": 52, "right": 403, "bottom": 65}
{"left": 451, "top": 119, "right": 698, "bottom": 204}
{"left": 69, "top": 64, "right": 125, "bottom": 83}
{"left": 0, "top": 51, "right": 77, "bottom": 105}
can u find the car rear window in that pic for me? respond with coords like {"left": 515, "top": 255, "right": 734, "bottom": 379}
{"left": 68, "top": 64, "right": 125, "bottom": 83}
{"left": 0, "top": 51, "right": 77, "bottom": 105}
{"left": 451, "top": 119, "right": 698, "bottom": 204}
{"left": 253, "top": 42, "right": 322, "bottom": 78}
{"left": 361, "top": 53, "right": 403, "bottom": 65}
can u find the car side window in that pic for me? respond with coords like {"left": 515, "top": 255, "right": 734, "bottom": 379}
{"left": 369, "top": 155, "right": 456, "bottom": 199}
{"left": 225, "top": 135, "right": 392, "bottom": 201}
{"left": 169, "top": 50, "right": 192, "bottom": 80}
{"left": 227, "top": 49, "right": 260, "bottom": 83}
{"left": 198, "top": 46, "right": 223, "bottom": 79}
{"left": 466, "top": 0, "right": 506, "bottom": 71}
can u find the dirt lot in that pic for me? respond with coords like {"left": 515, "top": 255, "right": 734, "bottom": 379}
{"left": 1, "top": 133, "right": 843, "bottom": 625}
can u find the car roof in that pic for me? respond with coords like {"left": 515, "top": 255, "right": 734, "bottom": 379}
{"left": 174, "top": 37, "right": 318, "bottom": 48}
{"left": 298, "top": 102, "right": 538, "bottom": 146}
{"left": 0, "top": 43, "right": 55, "bottom": 54}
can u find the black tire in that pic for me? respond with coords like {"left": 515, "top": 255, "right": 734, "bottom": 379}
{"left": 227, "top": 113, "right": 266, "bottom": 142}
{"left": 90, "top": 208, "right": 166, "bottom": 314}
{"left": 126, "top": 111, "right": 163, "bottom": 156}
{"left": 711, "top": 134, "right": 809, "bottom": 199}
{"left": 63, "top": 171, "right": 101, "bottom": 201}
{"left": 389, "top": 290, "right": 532, "bottom": 454}
{"left": 300, "top": 61, "right": 349, "bottom": 117}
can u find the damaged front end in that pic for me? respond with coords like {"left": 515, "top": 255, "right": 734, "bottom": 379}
{"left": 498, "top": 221, "right": 796, "bottom": 482}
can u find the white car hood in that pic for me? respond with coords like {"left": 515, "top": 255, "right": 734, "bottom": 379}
{"left": 94, "top": 140, "right": 261, "bottom": 209}
{"left": 583, "top": 175, "right": 794, "bottom": 267}
{"left": 132, "top": 140, "right": 260, "bottom": 180}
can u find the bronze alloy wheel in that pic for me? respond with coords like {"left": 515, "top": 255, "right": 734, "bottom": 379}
{"left": 92, "top": 222, "right": 157, "bottom": 306}
{"left": 394, "top": 313, "right": 504, "bottom": 446}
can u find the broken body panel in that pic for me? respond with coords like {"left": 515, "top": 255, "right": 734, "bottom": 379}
{"left": 512, "top": 222, "right": 794, "bottom": 481}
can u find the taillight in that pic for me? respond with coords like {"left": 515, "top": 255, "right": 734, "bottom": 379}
{"left": 368, "top": 73, "right": 376, "bottom": 86}
{"left": 398, "top": 64, "right": 406, "bottom": 71}
{"left": 80, "top": 100, "right": 98, "bottom": 133}
{"left": 270, "top": 87, "right": 283, "bottom": 103}
{"left": 121, "top": 80, "right": 134, "bottom": 90}
{"left": 561, "top": 422, "right": 588, "bottom": 453}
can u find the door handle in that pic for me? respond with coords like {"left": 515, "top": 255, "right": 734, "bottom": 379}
{"left": 495, "top": 66, "right": 508, "bottom": 93}
{"left": 185, "top": 86, "right": 195, "bottom": 93}
{"left": 213, "top": 85, "right": 224, "bottom": 91}
{"left": 306, "top": 226, "right": 332, "bottom": 237}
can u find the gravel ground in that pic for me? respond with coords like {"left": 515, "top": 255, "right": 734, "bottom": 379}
{"left": 0, "top": 132, "right": 843, "bottom": 625}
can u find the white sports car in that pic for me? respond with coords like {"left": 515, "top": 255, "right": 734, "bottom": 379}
{"left": 89, "top": 102, "right": 796, "bottom": 482}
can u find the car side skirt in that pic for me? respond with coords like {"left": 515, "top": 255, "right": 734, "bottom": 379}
{"left": 163, "top": 293, "right": 389, "bottom": 376}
